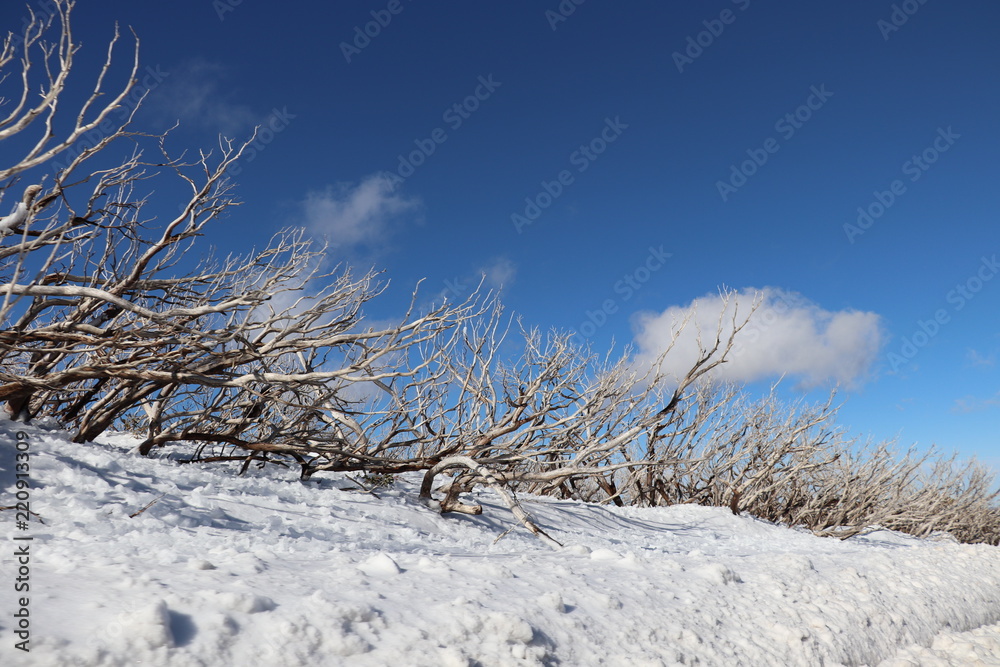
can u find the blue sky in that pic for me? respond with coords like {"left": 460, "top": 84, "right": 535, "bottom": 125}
{"left": 7, "top": 1, "right": 998, "bottom": 466}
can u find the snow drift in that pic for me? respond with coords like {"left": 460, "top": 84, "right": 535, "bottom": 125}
{"left": 1, "top": 417, "right": 999, "bottom": 666}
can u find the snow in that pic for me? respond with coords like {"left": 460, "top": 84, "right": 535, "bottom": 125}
{"left": 2, "top": 417, "right": 999, "bottom": 666}
{"left": 0, "top": 201, "right": 28, "bottom": 235}
{"left": 882, "top": 623, "right": 1000, "bottom": 666}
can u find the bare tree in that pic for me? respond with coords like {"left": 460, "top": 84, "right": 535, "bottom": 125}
{"left": 3, "top": 1, "right": 996, "bottom": 549}
{"left": 0, "top": 2, "right": 482, "bottom": 455}
{"left": 0, "top": 0, "right": 141, "bottom": 183}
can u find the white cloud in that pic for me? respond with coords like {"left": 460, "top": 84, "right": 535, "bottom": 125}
{"left": 302, "top": 174, "right": 418, "bottom": 251}
{"left": 480, "top": 257, "right": 517, "bottom": 290}
{"left": 632, "top": 287, "right": 884, "bottom": 389}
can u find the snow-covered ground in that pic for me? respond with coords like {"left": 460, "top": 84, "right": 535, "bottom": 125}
{"left": 2, "top": 416, "right": 999, "bottom": 666}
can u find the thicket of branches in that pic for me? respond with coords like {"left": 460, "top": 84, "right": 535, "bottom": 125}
{"left": 2, "top": 1, "right": 997, "bottom": 547}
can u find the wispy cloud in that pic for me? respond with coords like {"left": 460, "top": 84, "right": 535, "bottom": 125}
{"left": 147, "top": 59, "right": 258, "bottom": 136}
{"left": 952, "top": 392, "right": 1000, "bottom": 414}
{"left": 632, "top": 287, "right": 884, "bottom": 389}
{"left": 302, "top": 174, "right": 419, "bottom": 253}
{"left": 436, "top": 256, "right": 517, "bottom": 304}
{"left": 480, "top": 257, "right": 517, "bottom": 290}
{"left": 966, "top": 348, "right": 997, "bottom": 368}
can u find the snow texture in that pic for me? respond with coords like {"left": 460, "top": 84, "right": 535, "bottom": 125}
{"left": 0, "top": 201, "right": 28, "bottom": 235}
{"left": 1, "top": 417, "right": 998, "bottom": 666}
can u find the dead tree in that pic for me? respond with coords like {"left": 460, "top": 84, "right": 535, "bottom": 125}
{"left": 5, "top": 1, "right": 995, "bottom": 549}
{"left": 0, "top": 1, "right": 483, "bottom": 452}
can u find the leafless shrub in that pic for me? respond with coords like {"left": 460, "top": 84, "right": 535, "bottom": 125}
{"left": 613, "top": 391, "right": 1000, "bottom": 545}
{"left": 2, "top": 1, "right": 996, "bottom": 548}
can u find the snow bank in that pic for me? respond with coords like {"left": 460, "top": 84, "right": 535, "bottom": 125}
{"left": 880, "top": 622, "right": 1000, "bottom": 666}
{"left": 1, "top": 417, "right": 998, "bottom": 666}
